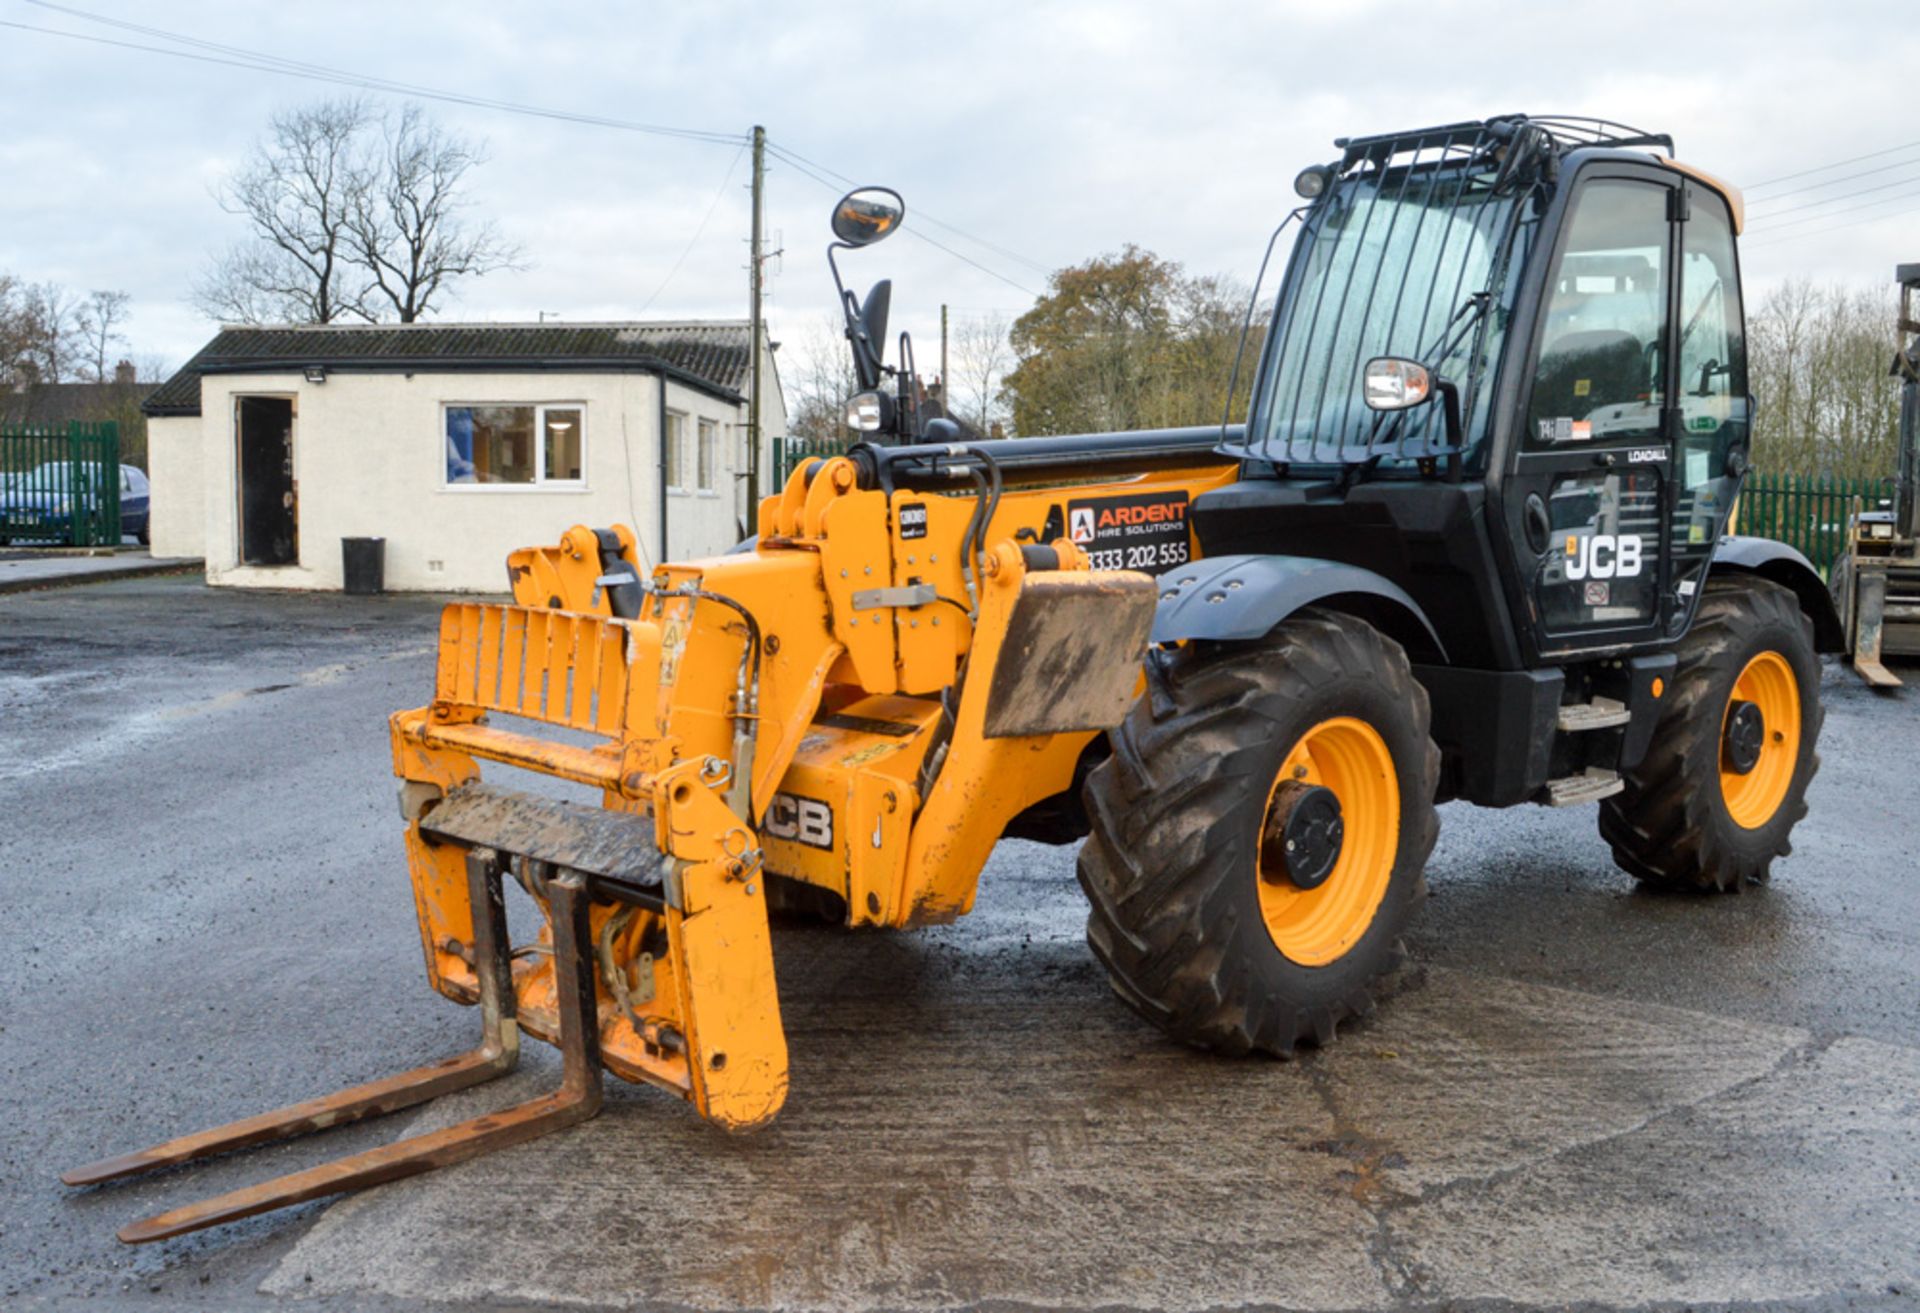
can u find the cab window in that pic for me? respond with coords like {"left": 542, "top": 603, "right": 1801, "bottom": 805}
{"left": 1669, "top": 192, "right": 1749, "bottom": 607}
{"left": 1526, "top": 180, "right": 1670, "bottom": 447}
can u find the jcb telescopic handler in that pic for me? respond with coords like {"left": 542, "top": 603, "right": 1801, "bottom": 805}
{"left": 67, "top": 114, "right": 1838, "bottom": 1244}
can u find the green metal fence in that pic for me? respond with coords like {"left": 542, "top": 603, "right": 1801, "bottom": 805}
{"left": 0, "top": 421, "right": 122, "bottom": 547}
{"left": 771, "top": 435, "right": 854, "bottom": 488}
{"left": 1736, "top": 473, "right": 1894, "bottom": 578}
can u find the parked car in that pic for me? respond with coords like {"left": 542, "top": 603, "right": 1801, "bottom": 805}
{"left": 0, "top": 462, "right": 149, "bottom": 546}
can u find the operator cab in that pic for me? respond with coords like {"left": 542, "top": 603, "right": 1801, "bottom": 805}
{"left": 1206, "top": 115, "right": 1752, "bottom": 669}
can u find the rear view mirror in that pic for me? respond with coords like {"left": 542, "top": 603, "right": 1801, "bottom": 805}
{"left": 831, "top": 188, "right": 905, "bottom": 247}
{"left": 1363, "top": 357, "right": 1433, "bottom": 411}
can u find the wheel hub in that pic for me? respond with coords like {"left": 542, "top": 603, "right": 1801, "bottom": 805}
{"left": 1723, "top": 698, "right": 1765, "bottom": 775}
{"left": 1261, "top": 781, "right": 1344, "bottom": 890}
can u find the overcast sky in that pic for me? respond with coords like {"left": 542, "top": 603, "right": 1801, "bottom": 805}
{"left": 2, "top": 0, "right": 1915, "bottom": 385}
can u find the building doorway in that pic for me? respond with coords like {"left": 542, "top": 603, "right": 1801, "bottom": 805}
{"left": 237, "top": 396, "right": 296, "bottom": 566}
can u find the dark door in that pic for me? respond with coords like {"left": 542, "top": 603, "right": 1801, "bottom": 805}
{"left": 1664, "top": 186, "right": 1751, "bottom": 635}
{"left": 237, "top": 396, "right": 296, "bottom": 566}
{"left": 1502, "top": 171, "right": 1678, "bottom": 658}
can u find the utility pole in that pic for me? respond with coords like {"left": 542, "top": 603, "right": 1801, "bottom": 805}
{"left": 746, "top": 124, "right": 766, "bottom": 515}
{"left": 940, "top": 303, "right": 950, "bottom": 418}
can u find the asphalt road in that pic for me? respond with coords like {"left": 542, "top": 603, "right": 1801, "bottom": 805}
{"left": 2, "top": 574, "right": 1916, "bottom": 1312}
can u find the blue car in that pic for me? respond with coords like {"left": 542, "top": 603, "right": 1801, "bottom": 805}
{"left": 0, "top": 462, "right": 150, "bottom": 546}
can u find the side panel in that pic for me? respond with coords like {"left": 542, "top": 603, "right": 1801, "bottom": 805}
{"left": 1414, "top": 664, "right": 1561, "bottom": 807}
{"left": 1151, "top": 553, "right": 1445, "bottom": 659}
{"left": 1712, "top": 534, "right": 1845, "bottom": 652}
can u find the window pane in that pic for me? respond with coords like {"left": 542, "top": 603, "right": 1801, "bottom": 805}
{"left": 455, "top": 405, "right": 536, "bottom": 483}
{"left": 1528, "top": 181, "right": 1669, "bottom": 447}
{"left": 697, "top": 419, "right": 716, "bottom": 490}
{"left": 665, "top": 413, "right": 685, "bottom": 488}
{"left": 544, "top": 408, "right": 583, "bottom": 481}
{"left": 1670, "top": 196, "right": 1749, "bottom": 607}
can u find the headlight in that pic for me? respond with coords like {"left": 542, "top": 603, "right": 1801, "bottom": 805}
{"left": 843, "top": 390, "right": 893, "bottom": 433}
{"left": 1294, "top": 165, "right": 1333, "bottom": 199}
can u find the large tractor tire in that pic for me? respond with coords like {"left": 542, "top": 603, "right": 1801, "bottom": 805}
{"left": 1078, "top": 611, "right": 1440, "bottom": 1056}
{"left": 1600, "top": 577, "right": 1822, "bottom": 892}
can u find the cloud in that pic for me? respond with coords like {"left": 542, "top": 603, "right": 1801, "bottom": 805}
{"left": 0, "top": 0, "right": 1911, "bottom": 381}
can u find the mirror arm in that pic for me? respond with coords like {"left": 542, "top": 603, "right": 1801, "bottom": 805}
{"left": 826, "top": 241, "right": 853, "bottom": 326}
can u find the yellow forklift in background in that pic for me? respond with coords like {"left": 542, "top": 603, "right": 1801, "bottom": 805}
{"left": 1832, "top": 262, "right": 1920, "bottom": 686}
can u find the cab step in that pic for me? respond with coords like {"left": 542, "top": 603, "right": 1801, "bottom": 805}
{"left": 1542, "top": 767, "right": 1625, "bottom": 807}
{"left": 1556, "top": 697, "right": 1631, "bottom": 732}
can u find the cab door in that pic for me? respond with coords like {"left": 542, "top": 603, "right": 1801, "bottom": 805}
{"left": 1501, "top": 169, "right": 1679, "bottom": 658}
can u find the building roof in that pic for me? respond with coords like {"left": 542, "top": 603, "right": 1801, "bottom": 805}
{"left": 2, "top": 379, "right": 158, "bottom": 427}
{"left": 143, "top": 321, "right": 755, "bottom": 416}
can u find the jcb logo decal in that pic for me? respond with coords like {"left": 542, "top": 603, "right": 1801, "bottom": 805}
{"left": 1565, "top": 533, "right": 1644, "bottom": 581}
{"left": 765, "top": 792, "right": 834, "bottom": 850}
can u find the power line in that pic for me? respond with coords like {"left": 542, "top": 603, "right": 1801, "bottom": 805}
{"left": 1743, "top": 187, "right": 1920, "bottom": 247}
{"left": 1744, "top": 202, "right": 1920, "bottom": 249}
{"left": 1746, "top": 179, "right": 1920, "bottom": 236}
{"left": 1744, "top": 138, "right": 1920, "bottom": 192}
{"left": 2, "top": 12, "right": 745, "bottom": 146}
{"left": 1745, "top": 150, "right": 1920, "bottom": 207}
{"left": 8, "top": 5, "right": 1049, "bottom": 299}
{"left": 636, "top": 143, "right": 749, "bottom": 315}
{"left": 1746, "top": 167, "right": 1920, "bottom": 222}
{"left": 767, "top": 140, "right": 1053, "bottom": 277}
{"left": 764, "top": 143, "right": 1040, "bottom": 297}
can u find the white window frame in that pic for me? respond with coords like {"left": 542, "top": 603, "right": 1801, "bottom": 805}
{"left": 441, "top": 401, "right": 589, "bottom": 492}
{"left": 665, "top": 409, "right": 691, "bottom": 495}
{"left": 696, "top": 417, "right": 720, "bottom": 495}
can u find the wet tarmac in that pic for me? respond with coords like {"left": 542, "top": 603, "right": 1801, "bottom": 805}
{"left": 2, "top": 574, "right": 1916, "bottom": 1311}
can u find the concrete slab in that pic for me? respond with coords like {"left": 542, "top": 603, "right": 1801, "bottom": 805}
{"left": 0, "top": 551, "right": 199, "bottom": 593}
{"left": 1394, "top": 1036, "right": 1920, "bottom": 1305}
{"left": 262, "top": 968, "right": 1818, "bottom": 1311}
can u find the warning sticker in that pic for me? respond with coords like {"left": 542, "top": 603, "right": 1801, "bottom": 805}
{"left": 1066, "top": 491, "right": 1192, "bottom": 572}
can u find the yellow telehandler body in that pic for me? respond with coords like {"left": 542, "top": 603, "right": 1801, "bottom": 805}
{"left": 68, "top": 444, "right": 1236, "bottom": 1241}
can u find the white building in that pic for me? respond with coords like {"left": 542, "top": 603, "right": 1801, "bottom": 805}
{"left": 143, "top": 321, "right": 786, "bottom": 592}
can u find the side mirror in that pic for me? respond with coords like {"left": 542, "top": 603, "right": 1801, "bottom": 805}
{"left": 1362, "top": 357, "right": 1433, "bottom": 411}
{"left": 831, "top": 187, "right": 906, "bottom": 247}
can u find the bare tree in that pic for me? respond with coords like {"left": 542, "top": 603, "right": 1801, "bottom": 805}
{"left": 1749, "top": 279, "right": 1900, "bottom": 480}
{"left": 195, "top": 99, "right": 520, "bottom": 326}
{"left": 194, "top": 98, "right": 376, "bottom": 325}
{"left": 782, "top": 316, "right": 863, "bottom": 445}
{"left": 350, "top": 104, "right": 522, "bottom": 322}
{"left": 0, "top": 272, "right": 29, "bottom": 389}
{"left": 75, "top": 289, "right": 132, "bottom": 382}
{"left": 951, "top": 312, "right": 1012, "bottom": 437}
{"left": 15, "top": 281, "right": 81, "bottom": 384}
{"left": 1, "top": 276, "right": 92, "bottom": 387}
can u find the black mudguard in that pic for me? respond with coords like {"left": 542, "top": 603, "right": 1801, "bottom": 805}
{"left": 1151, "top": 554, "right": 1445, "bottom": 661}
{"left": 1711, "top": 535, "right": 1845, "bottom": 653}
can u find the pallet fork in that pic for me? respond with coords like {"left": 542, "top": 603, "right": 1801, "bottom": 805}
{"left": 62, "top": 850, "right": 606, "bottom": 1244}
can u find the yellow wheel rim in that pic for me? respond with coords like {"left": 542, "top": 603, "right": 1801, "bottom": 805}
{"left": 1719, "top": 651, "right": 1801, "bottom": 829}
{"left": 1255, "top": 717, "right": 1400, "bottom": 967}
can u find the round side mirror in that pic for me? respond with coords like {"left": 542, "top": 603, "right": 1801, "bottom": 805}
{"left": 831, "top": 187, "right": 906, "bottom": 247}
